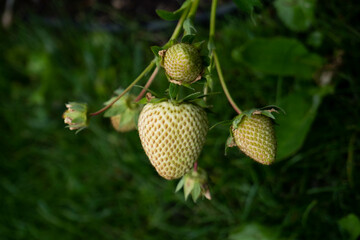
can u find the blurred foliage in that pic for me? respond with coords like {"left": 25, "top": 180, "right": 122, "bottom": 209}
{"left": 0, "top": 0, "right": 360, "bottom": 239}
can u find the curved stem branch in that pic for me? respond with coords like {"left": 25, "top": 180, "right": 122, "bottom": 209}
{"left": 90, "top": 60, "right": 156, "bottom": 116}
{"left": 213, "top": 51, "right": 242, "bottom": 114}
{"left": 135, "top": 66, "right": 160, "bottom": 102}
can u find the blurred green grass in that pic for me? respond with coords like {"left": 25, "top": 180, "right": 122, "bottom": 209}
{"left": 1, "top": 1, "right": 360, "bottom": 239}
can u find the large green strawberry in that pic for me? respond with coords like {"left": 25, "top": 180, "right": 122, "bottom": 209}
{"left": 231, "top": 113, "right": 276, "bottom": 165}
{"left": 163, "top": 43, "right": 203, "bottom": 84}
{"left": 138, "top": 100, "right": 208, "bottom": 180}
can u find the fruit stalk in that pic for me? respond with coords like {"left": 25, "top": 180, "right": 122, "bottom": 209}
{"left": 90, "top": 60, "right": 155, "bottom": 116}
{"left": 213, "top": 51, "right": 242, "bottom": 115}
{"left": 209, "top": 0, "right": 242, "bottom": 115}
{"left": 135, "top": 66, "right": 160, "bottom": 102}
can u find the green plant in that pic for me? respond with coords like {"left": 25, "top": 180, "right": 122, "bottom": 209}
{"left": 62, "top": 0, "right": 326, "bottom": 202}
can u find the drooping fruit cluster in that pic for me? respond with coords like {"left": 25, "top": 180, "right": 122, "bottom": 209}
{"left": 231, "top": 114, "right": 276, "bottom": 165}
{"left": 163, "top": 43, "right": 203, "bottom": 84}
{"left": 138, "top": 100, "right": 208, "bottom": 180}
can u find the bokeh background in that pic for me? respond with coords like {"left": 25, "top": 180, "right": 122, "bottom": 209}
{"left": 1, "top": 0, "right": 360, "bottom": 239}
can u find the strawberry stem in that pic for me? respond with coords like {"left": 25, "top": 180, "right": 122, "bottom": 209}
{"left": 90, "top": 60, "right": 156, "bottom": 116}
{"left": 209, "top": 0, "right": 242, "bottom": 115}
{"left": 194, "top": 161, "right": 198, "bottom": 172}
{"left": 213, "top": 52, "right": 242, "bottom": 114}
{"left": 135, "top": 66, "right": 160, "bottom": 102}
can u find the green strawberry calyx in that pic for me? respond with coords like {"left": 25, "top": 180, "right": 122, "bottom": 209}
{"left": 175, "top": 167, "right": 211, "bottom": 202}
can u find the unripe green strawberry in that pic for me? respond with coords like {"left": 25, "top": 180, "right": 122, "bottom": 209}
{"left": 110, "top": 115, "right": 136, "bottom": 132}
{"left": 138, "top": 101, "right": 208, "bottom": 180}
{"left": 232, "top": 114, "right": 276, "bottom": 165}
{"left": 163, "top": 43, "right": 202, "bottom": 84}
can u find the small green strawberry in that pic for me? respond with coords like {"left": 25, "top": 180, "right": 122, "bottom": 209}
{"left": 230, "top": 110, "right": 277, "bottom": 165}
{"left": 104, "top": 91, "right": 141, "bottom": 133}
{"left": 110, "top": 115, "right": 137, "bottom": 133}
{"left": 63, "top": 102, "right": 88, "bottom": 132}
{"left": 138, "top": 100, "right": 208, "bottom": 180}
{"left": 162, "top": 43, "right": 203, "bottom": 85}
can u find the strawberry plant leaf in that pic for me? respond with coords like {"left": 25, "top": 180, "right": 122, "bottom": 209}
{"left": 209, "top": 120, "right": 232, "bottom": 131}
{"left": 193, "top": 40, "right": 205, "bottom": 49}
{"left": 338, "top": 214, "right": 360, "bottom": 240}
{"left": 261, "top": 111, "right": 276, "bottom": 119}
{"left": 191, "top": 182, "right": 201, "bottom": 202}
{"left": 205, "top": 74, "right": 213, "bottom": 90}
{"left": 274, "top": 0, "right": 316, "bottom": 32}
{"left": 168, "top": 83, "right": 179, "bottom": 100}
{"left": 232, "top": 114, "right": 246, "bottom": 129}
{"left": 181, "top": 83, "right": 195, "bottom": 90}
{"left": 183, "top": 18, "right": 197, "bottom": 35}
{"left": 151, "top": 46, "right": 162, "bottom": 58}
{"left": 175, "top": 177, "right": 185, "bottom": 192}
{"left": 156, "top": 0, "right": 191, "bottom": 21}
{"left": 225, "top": 132, "right": 236, "bottom": 155}
{"left": 181, "top": 34, "right": 196, "bottom": 44}
{"left": 184, "top": 177, "right": 195, "bottom": 200}
{"left": 232, "top": 37, "right": 323, "bottom": 79}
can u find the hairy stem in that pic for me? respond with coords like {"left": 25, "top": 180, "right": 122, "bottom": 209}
{"left": 90, "top": 60, "right": 156, "bottom": 116}
{"left": 135, "top": 66, "right": 160, "bottom": 102}
{"left": 213, "top": 52, "right": 242, "bottom": 114}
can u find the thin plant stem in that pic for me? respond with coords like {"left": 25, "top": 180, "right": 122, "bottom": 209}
{"left": 135, "top": 66, "right": 160, "bottom": 102}
{"left": 209, "top": 0, "right": 218, "bottom": 40}
{"left": 194, "top": 161, "right": 198, "bottom": 172}
{"left": 90, "top": 1, "right": 194, "bottom": 116}
{"left": 90, "top": 60, "right": 156, "bottom": 116}
{"left": 188, "top": 0, "right": 200, "bottom": 20}
{"left": 213, "top": 52, "right": 242, "bottom": 114}
{"left": 164, "top": 6, "right": 190, "bottom": 48}
{"left": 210, "top": 0, "right": 241, "bottom": 114}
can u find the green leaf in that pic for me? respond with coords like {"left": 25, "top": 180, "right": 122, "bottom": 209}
{"left": 338, "top": 214, "right": 360, "bottom": 240}
{"left": 205, "top": 74, "right": 214, "bottom": 90}
{"left": 180, "top": 92, "right": 203, "bottom": 102}
{"left": 232, "top": 37, "right": 323, "bottom": 79}
{"left": 168, "top": 83, "right": 179, "bottom": 100}
{"left": 275, "top": 87, "right": 325, "bottom": 160}
{"left": 274, "top": 0, "right": 316, "bottom": 32}
{"left": 183, "top": 18, "right": 197, "bottom": 35}
{"left": 181, "top": 34, "right": 196, "bottom": 44}
{"left": 175, "top": 177, "right": 185, "bottom": 192}
{"left": 184, "top": 177, "right": 195, "bottom": 200}
{"left": 151, "top": 46, "right": 162, "bottom": 58}
{"left": 232, "top": 114, "right": 246, "bottom": 129}
{"left": 193, "top": 40, "right": 205, "bottom": 49}
{"left": 233, "top": 0, "right": 262, "bottom": 15}
{"left": 189, "top": 98, "right": 208, "bottom": 108}
{"left": 225, "top": 133, "right": 236, "bottom": 156}
{"left": 261, "top": 111, "right": 276, "bottom": 120}
{"left": 156, "top": 0, "right": 191, "bottom": 21}
{"left": 210, "top": 120, "right": 232, "bottom": 131}
{"left": 191, "top": 182, "right": 201, "bottom": 202}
